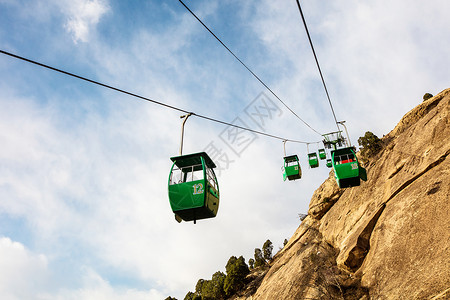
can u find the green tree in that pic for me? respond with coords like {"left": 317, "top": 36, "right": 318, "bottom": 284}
{"left": 200, "top": 280, "right": 214, "bottom": 300}
{"left": 262, "top": 239, "right": 273, "bottom": 261}
{"left": 248, "top": 258, "right": 255, "bottom": 269}
{"left": 423, "top": 92, "right": 433, "bottom": 101}
{"left": 183, "top": 292, "right": 195, "bottom": 300}
{"left": 193, "top": 279, "right": 205, "bottom": 299}
{"left": 202, "top": 271, "right": 226, "bottom": 300}
{"left": 254, "top": 248, "right": 265, "bottom": 268}
{"left": 165, "top": 297, "right": 178, "bottom": 300}
{"left": 211, "top": 271, "right": 226, "bottom": 299}
{"left": 225, "top": 256, "right": 237, "bottom": 272}
{"left": 358, "top": 131, "right": 382, "bottom": 160}
{"left": 224, "top": 256, "right": 249, "bottom": 296}
{"left": 283, "top": 239, "right": 289, "bottom": 247}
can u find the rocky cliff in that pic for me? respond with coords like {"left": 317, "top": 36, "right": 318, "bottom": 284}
{"left": 235, "top": 89, "right": 450, "bottom": 299}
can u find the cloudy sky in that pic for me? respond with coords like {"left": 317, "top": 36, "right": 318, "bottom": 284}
{"left": 1, "top": 0, "right": 449, "bottom": 299}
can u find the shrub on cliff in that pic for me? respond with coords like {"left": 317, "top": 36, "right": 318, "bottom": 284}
{"left": 254, "top": 248, "right": 265, "bottom": 268}
{"left": 423, "top": 92, "right": 433, "bottom": 101}
{"left": 263, "top": 239, "right": 273, "bottom": 261}
{"left": 358, "top": 131, "right": 382, "bottom": 160}
{"left": 248, "top": 258, "right": 255, "bottom": 269}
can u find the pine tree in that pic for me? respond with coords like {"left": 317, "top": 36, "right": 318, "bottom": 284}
{"left": 423, "top": 92, "right": 433, "bottom": 101}
{"left": 254, "top": 248, "right": 265, "bottom": 267}
{"left": 224, "top": 256, "right": 249, "bottom": 296}
{"left": 193, "top": 279, "right": 204, "bottom": 299}
{"left": 358, "top": 131, "right": 382, "bottom": 159}
{"left": 248, "top": 258, "right": 255, "bottom": 269}
{"left": 183, "top": 291, "right": 195, "bottom": 300}
{"left": 202, "top": 271, "right": 226, "bottom": 300}
{"left": 263, "top": 239, "right": 273, "bottom": 261}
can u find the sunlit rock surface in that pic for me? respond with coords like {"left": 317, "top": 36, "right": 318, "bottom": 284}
{"left": 233, "top": 89, "right": 450, "bottom": 300}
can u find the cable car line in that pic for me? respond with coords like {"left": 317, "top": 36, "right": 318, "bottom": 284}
{"left": 178, "top": 0, "right": 323, "bottom": 137}
{"left": 0, "top": 49, "right": 320, "bottom": 145}
{"left": 0, "top": 50, "right": 188, "bottom": 114}
{"left": 294, "top": 2, "right": 370, "bottom": 187}
{"left": 295, "top": 0, "right": 340, "bottom": 133}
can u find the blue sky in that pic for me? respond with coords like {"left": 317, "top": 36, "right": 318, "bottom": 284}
{"left": 1, "top": 0, "right": 449, "bottom": 299}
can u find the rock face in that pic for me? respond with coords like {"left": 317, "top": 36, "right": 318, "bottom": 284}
{"left": 237, "top": 89, "right": 450, "bottom": 299}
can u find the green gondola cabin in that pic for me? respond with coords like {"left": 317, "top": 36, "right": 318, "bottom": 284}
{"left": 331, "top": 147, "right": 367, "bottom": 188}
{"left": 168, "top": 152, "right": 219, "bottom": 223}
{"left": 308, "top": 152, "right": 319, "bottom": 168}
{"left": 283, "top": 155, "right": 302, "bottom": 181}
{"left": 318, "top": 148, "right": 326, "bottom": 160}
{"left": 326, "top": 158, "right": 332, "bottom": 168}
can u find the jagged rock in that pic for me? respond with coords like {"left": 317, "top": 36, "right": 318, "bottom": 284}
{"left": 308, "top": 172, "right": 344, "bottom": 220}
{"left": 236, "top": 88, "right": 450, "bottom": 299}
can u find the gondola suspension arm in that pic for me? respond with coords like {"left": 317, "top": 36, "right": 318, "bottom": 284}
{"left": 179, "top": 113, "right": 193, "bottom": 156}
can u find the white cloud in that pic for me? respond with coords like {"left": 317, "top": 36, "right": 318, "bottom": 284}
{"left": 0, "top": 237, "right": 49, "bottom": 300}
{"left": 61, "top": 0, "right": 110, "bottom": 43}
{"left": 48, "top": 267, "right": 165, "bottom": 300}
{"left": 0, "top": 238, "right": 165, "bottom": 300}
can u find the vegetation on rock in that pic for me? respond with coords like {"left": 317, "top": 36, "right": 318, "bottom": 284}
{"left": 423, "top": 92, "right": 433, "bottom": 101}
{"left": 262, "top": 240, "right": 273, "bottom": 261}
{"left": 202, "top": 271, "right": 226, "bottom": 299}
{"left": 358, "top": 131, "right": 382, "bottom": 161}
{"left": 248, "top": 258, "right": 254, "bottom": 269}
{"left": 253, "top": 248, "right": 265, "bottom": 268}
{"left": 182, "top": 239, "right": 277, "bottom": 299}
{"left": 224, "top": 256, "right": 250, "bottom": 296}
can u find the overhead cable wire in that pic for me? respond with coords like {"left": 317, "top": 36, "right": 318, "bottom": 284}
{"left": 0, "top": 49, "right": 320, "bottom": 144}
{"left": 295, "top": 0, "right": 340, "bottom": 133}
{"left": 178, "top": 0, "right": 322, "bottom": 137}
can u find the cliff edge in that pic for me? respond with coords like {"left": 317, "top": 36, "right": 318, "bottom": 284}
{"left": 236, "top": 89, "right": 450, "bottom": 299}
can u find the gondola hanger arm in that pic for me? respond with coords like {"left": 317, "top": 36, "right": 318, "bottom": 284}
{"left": 179, "top": 113, "right": 193, "bottom": 156}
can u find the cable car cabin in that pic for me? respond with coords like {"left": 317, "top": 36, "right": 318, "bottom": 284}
{"left": 168, "top": 152, "right": 219, "bottom": 224}
{"left": 283, "top": 155, "right": 302, "bottom": 181}
{"left": 318, "top": 149, "right": 326, "bottom": 160}
{"left": 326, "top": 159, "right": 332, "bottom": 168}
{"left": 331, "top": 147, "right": 367, "bottom": 188}
{"left": 308, "top": 152, "right": 319, "bottom": 168}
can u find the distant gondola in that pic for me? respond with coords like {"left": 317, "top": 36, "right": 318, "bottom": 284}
{"left": 308, "top": 152, "right": 319, "bottom": 168}
{"left": 318, "top": 148, "right": 326, "bottom": 160}
{"left": 283, "top": 155, "right": 302, "bottom": 181}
